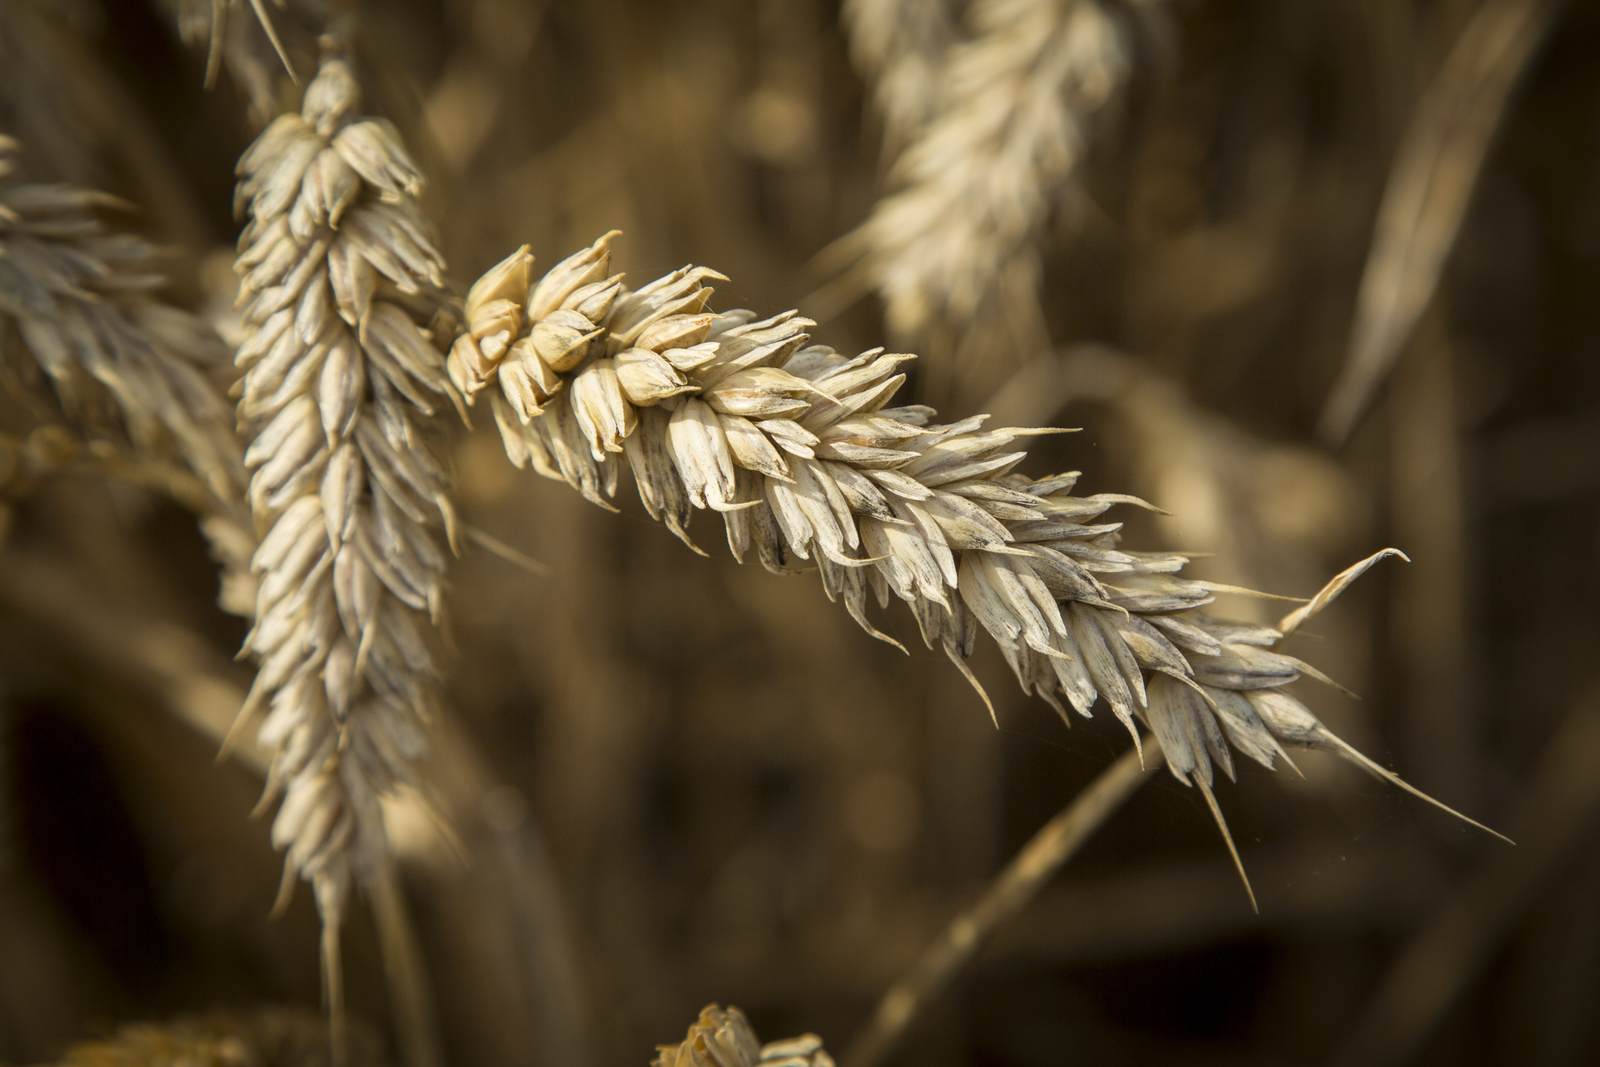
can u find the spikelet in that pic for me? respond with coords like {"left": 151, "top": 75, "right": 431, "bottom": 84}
{"left": 848, "top": 0, "right": 1129, "bottom": 337}
{"left": 0, "top": 135, "right": 256, "bottom": 613}
{"left": 460, "top": 234, "right": 1508, "bottom": 903}
{"left": 229, "top": 54, "right": 457, "bottom": 1010}
{"left": 655, "top": 1005, "right": 834, "bottom": 1067}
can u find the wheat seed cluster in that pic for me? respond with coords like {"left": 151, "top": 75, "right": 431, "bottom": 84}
{"left": 850, "top": 0, "right": 1130, "bottom": 336}
{"left": 230, "top": 55, "right": 459, "bottom": 953}
{"left": 451, "top": 232, "right": 1495, "bottom": 881}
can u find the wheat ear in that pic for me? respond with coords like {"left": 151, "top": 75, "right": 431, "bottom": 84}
{"left": 0, "top": 135, "right": 256, "bottom": 612}
{"left": 846, "top": 0, "right": 1129, "bottom": 338}
{"left": 841, "top": 0, "right": 957, "bottom": 159}
{"left": 456, "top": 234, "right": 1509, "bottom": 893}
{"left": 229, "top": 53, "right": 459, "bottom": 1021}
{"left": 656, "top": 1005, "right": 835, "bottom": 1067}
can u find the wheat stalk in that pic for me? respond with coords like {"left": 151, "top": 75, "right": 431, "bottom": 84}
{"left": 455, "top": 234, "right": 1508, "bottom": 901}
{"left": 844, "top": 739, "right": 1159, "bottom": 1067}
{"left": 655, "top": 1005, "right": 834, "bottom": 1067}
{"left": 228, "top": 53, "right": 460, "bottom": 1035}
{"left": 0, "top": 135, "right": 257, "bottom": 613}
{"left": 845, "top": 0, "right": 1130, "bottom": 338}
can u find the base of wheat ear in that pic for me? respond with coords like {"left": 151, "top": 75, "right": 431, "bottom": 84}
{"left": 452, "top": 234, "right": 1508, "bottom": 899}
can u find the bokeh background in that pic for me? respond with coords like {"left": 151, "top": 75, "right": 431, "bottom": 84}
{"left": 2, "top": 0, "right": 1600, "bottom": 1065}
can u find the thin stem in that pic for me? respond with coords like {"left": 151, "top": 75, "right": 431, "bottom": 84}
{"left": 369, "top": 861, "right": 443, "bottom": 1067}
{"left": 842, "top": 737, "right": 1162, "bottom": 1067}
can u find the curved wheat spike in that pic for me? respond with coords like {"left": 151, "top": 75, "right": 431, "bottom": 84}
{"left": 456, "top": 233, "right": 1513, "bottom": 866}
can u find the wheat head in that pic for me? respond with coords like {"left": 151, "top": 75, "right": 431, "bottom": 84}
{"left": 841, "top": 0, "right": 957, "bottom": 159}
{"left": 454, "top": 233, "right": 1506, "bottom": 900}
{"left": 229, "top": 53, "right": 459, "bottom": 1006}
{"left": 850, "top": 0, "right": 1130, "bottom": 338}
{"left": 0, "top": 135, "right": 256, "bottom": 613}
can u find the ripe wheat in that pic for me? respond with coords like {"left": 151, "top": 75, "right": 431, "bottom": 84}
{"left": 847, "top": 0, "right": 1130, "bottom": 337}
{"left": 0, "top": 135, "right": 256, "bottom": 613}
{"left": 454, "top": 234, "right": 1505, "bottom": 901}
{"left": 841, "top": 0, "right": 957, "bottom": 158}
{"left": 228, "top": 53, "right": 460, "bottom": 1010}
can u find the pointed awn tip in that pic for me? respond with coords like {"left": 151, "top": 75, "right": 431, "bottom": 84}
{"left": 1197, "top": 777, "right": 1258, "bottom": 913}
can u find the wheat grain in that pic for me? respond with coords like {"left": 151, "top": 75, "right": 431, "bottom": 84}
{"left": 847, "top": 0, "right": 1130, "bottom": 338}
{"left": 0, "top": 135, "right": 257, "bottom": 612}
{"left": 458, "top": 234, "right": 1507, "bottom": 891}
{"left": 655, "top": 1005, "right": 834, "bottom": 1067}
{"left": 229, "top": 54, "right": 459, "bottom": 1017}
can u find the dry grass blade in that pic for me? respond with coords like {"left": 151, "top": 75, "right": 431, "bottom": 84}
{"left": 1317, "top": 0, "right": 1561, "bottom": 447}
{"left": 1278, "top": 547, "right": 1409, "bottom": 637}
{"left": 842, "top": 742, "right": 1159, "bottom": 1067}
{"left": 1326, "top": 682, "right": 1600, "bottom": 1067}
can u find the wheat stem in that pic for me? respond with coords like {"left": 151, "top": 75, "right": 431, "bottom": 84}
{"left": 843, "top": 738, "right": 1160, "bottom": 1067}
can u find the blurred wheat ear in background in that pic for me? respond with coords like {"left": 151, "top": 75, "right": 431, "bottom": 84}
{"left": 2, "top": 1, "right": 1599, "bottom": 1067}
